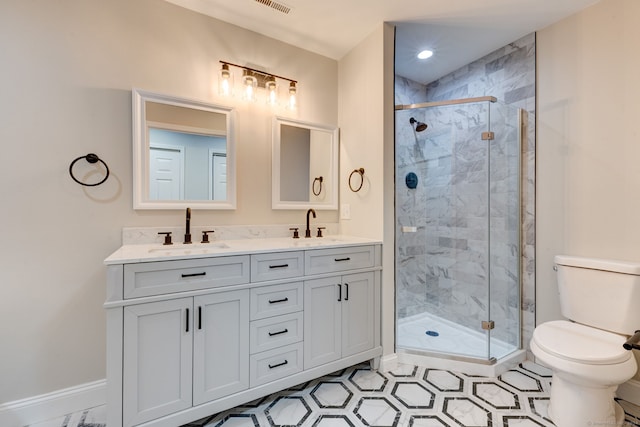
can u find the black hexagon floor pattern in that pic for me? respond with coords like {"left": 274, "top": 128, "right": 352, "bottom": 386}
{"left": 27, "top": 362, "right": 640, "bottom": 427}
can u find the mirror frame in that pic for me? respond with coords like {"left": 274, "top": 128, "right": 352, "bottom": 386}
{"left": 272, "top": 116, "right": 339, "bottom": 210}
{"left": 132, "top": 88, "right": 236, "bottom": 210}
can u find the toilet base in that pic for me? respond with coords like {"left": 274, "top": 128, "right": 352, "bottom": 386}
{"left": 548, "top": 373, "right": 625, "bottom": 427}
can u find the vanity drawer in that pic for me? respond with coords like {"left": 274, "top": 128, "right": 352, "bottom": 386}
{"left": 250, "top": 282, "right": 303, "bottom": 320}
{"left": 250, "top": 342, "right": 303, "bottom": 387}
{"left": 305, "top": 245, "right": 375, "bottom": 275}
{"left": 250, "top": 312, "right": 303, "bottom": 354}
{"left": 251, "top": 252, "right": 304, "bottom": 282}
{"left": 123, "top": 256, "right": 250, "bottom": 298}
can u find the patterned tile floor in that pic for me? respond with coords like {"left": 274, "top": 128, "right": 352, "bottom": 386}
{"left": 29, "top": 361, "right": 640, "bottom": 427}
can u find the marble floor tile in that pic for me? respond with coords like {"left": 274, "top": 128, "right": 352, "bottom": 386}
{"left": 26, "top": 362, "right": 640, "bottom": 427}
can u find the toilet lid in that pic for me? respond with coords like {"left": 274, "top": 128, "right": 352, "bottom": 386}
{"left": 533, "top": 320, "right": 630, "bottom": 365}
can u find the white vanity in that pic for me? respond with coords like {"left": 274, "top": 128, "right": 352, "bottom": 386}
{"left": 104, "top": 234, "right": 382, "bottom": 427}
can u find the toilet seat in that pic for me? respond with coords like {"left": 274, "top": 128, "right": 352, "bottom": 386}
{"left": 532, "top": 320, "right": 630, "bottom": 365}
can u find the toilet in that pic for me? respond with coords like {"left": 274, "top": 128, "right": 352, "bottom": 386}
{"left": 531, "top": 255, "right": 640, "bottom": 427}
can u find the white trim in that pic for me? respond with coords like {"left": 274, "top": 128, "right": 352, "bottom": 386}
{"left": 617, "top": 378, "right": 640, "bottom": 407}
{"left": 271, "top": 116, "right": 339, "bottom": 211}
{"left": 0, "top": 380, "right": 106, "bottom": 427}
{"left": 378, "top": 353, "right": 399, "bottom": 372}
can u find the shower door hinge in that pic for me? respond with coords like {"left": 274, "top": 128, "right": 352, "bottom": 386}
{"left": 481, "top": 131, "right": 495, "bottom": 141}
{"left": 481, "top": 320, "right": 495, "bottom": 330}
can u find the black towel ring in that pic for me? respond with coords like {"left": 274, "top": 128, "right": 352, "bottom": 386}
{"left": 312, "top": 176, "right": 323, "bottom": 196}
{"left": 348, "top": 168, "right": 365, "bottom": 192}
{"left": 69, "top": 153, "right": 110, "bottom": 187}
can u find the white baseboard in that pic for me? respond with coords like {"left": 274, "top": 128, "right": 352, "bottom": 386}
{"left": 0, "top": 379, "right": 106, "bottom": 427}
{"left": 618, "top": 379, "right": 640, "bottom": 407}
{"left": 378, "top": 353, "right": 398, "bottom": 372}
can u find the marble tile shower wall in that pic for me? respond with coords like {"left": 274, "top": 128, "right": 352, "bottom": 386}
{"left": 395, "top": 32, "right": 536, "bottom": 354}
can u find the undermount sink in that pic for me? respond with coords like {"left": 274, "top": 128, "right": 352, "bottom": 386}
{"left": 294, "top": 237, "right": 344, "bottom": 246}
{"left": 148, "top": 242, "right": 230, "bottom": 254}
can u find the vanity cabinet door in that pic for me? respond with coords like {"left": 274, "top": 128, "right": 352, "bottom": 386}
{"left": 123, "top": 298, "right": 193, "bottom": 427}
{"left": 304, "top": 277, "right": 342, "bottom": 368}
{"left": 304, "top": 272, "right": 375, "bottom": 369}
{"left": 341, "top": 272, "right": 375, "bottom": 357}
{"left": 193, "top": 289, "right": 250, "bottom": 405}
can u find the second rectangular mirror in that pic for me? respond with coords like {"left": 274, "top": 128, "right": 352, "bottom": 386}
{"left": 272, "top": 117, "right": 339, "bottom": 210}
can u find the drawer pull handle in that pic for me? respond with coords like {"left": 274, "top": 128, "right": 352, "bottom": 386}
{"left": 269, "top": 264, "right": 289, "bottom": 269}
{"left": 334, "top": 257, "right": 351, "bottom": 262}
{"left": 268, "top": 328, "right": 289, "bottom": 337}
{"left": 181, "top": 272, "right": 206, "bottom": 278}
{"left": 268, "top": 297, "right": 289, "bottom": 304}
{"left": 268, "top": 360, "right": 288, "bottom": 369}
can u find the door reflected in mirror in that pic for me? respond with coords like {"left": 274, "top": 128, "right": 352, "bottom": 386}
{"left": 272, "top": 117, "right": 338, "bottom": 210}
{"left": 133, "top": 89, "right": 236, "bottom": 210}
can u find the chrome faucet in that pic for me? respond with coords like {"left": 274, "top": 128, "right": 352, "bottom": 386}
{"left": 184, "top": 207, "right": 192, "bottom": 244}
{"left": 305, "top": 208, "right": 316, "bottom": 238}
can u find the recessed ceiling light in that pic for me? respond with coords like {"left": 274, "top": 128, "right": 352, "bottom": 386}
{"left": 417, "top": 49, "right": 433, "bottom": 60}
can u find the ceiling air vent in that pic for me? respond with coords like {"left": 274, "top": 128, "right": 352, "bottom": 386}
{"left": 254, "top": 0, "right": 292, "bottom": 15}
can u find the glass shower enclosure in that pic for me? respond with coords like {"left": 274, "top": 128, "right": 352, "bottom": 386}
{"left": 395, "top": 97, "right": 524, "bottom": 363}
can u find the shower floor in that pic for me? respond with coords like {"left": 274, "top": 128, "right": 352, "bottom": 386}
{"left": 397, "top": 311, "right": 516, "bottom": 360}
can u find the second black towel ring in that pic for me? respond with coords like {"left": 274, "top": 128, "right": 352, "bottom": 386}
{"left": 312, "top": 176, "right": 323, "bottom": 196}
{"left": 69, "top": 153, "right": 110, "bottom": 187}
{"left": 348, "top": 168, "right": 365, "bottom": 192}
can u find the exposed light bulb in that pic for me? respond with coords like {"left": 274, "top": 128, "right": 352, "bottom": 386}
{"left": 218, "top": 63, "right": 233, "bottom": 97}
{"left": 266, "top": 77, "right": 278, "bottom": 107}
{"left": 242, "top": 70, "right": 257, "bottom": 102}
{"left": 287, "top": 81, "right": 297, "bottom": 110}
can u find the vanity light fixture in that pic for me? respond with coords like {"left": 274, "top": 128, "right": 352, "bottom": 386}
{"left": 265, "top": 75, "right": 279, "bottom": 107}
{"left": 218, "top": 63, "right": 233, "bottom": 97}
{"left": 242, "top": 69, "right": 258, "bottom": 102}
{"left": 219, "top": 61, "right": 297, "bottom": 109}
{"left": 287, "top": 81, "right": 297, "bottom": 110}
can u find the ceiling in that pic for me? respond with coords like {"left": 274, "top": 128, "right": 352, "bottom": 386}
{"left": 166, "top": 0, "right": 599, "bottom": 85}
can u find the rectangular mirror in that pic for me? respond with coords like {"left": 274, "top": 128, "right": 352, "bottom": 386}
{"left": 272, "top": 116, "right": 338, "bottom": 210}
{"left": 132, "top": 89, "right": 236, "bottom": 210}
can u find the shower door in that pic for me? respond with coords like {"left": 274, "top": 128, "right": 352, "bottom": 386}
{"left": 395, "top": 97, "right": 521, "bottom": 362}
{"left": 487, "top": 102, "right": 523, "bottom": 359}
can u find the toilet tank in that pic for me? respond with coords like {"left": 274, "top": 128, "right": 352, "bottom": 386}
{"left": 555, "top": 255, "right": 640, "bottom": 335}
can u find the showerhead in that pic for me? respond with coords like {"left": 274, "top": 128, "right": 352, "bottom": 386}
{"left": 409, "top": 117, "right": 428, "bottom": 132}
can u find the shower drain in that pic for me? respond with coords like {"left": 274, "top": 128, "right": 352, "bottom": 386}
{"left": 425, "top": 330, "right": 439, "bottom": 337}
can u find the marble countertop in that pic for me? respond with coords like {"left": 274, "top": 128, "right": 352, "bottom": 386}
{"left": 104, "top": 235, "right": 381, "bottom": 265}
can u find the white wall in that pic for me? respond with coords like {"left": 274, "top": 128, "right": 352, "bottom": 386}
{"left": 0, "top": 0, "right": 338, "bottom": 403}
{"left": 338, "top": 24, "right": 396, "bottom": 356}
{"left": 537, "top": 0, "right": 640, "bottom": 376}
{"left": 536, "top": 0, "right": 640, "bottom": 323}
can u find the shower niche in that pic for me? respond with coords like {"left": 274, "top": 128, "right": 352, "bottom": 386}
{"left": 394, "top": 97, "right": 526, "bottom": 372}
